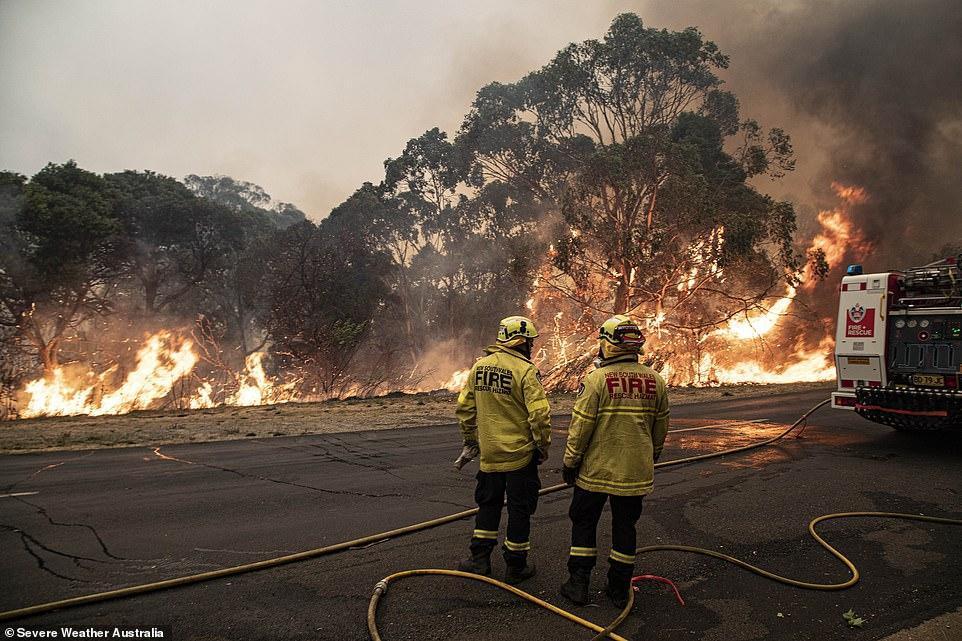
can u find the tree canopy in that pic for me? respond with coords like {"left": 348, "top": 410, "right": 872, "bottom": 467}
{"left": 2, "top": 13, "right": 812, "bottom": 402}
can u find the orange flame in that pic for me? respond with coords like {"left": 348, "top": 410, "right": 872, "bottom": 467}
{"left": 702, "top": 336, "right": 836, "bottom": 385}
{"left": 444, "top": 368, "right": 470, "bottom": 392}
{"left": 224, "top": 352, "right": 298, "bottom": 407}
{"left": 20, "top": 331, "right": 198, "bottom": 418}
{"left": 18, "top": 333, "right": 305, "bottom": 418}
{"left": 719, "top": 286, "right": 797, "bottom": 341}
{"left": 703, "top": 182, "right": 870, "bottom": 381}
{"left": 803, "top": 182, "right": 871, "bottom": 289}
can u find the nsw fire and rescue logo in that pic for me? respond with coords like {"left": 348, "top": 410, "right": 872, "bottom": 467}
{"left": 845, "top": 304, "right": 875, "bottom": 338}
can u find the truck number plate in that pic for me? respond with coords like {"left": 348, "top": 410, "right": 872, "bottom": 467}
{"left": 912, "top": 374, "right": 944, "bottom": 386}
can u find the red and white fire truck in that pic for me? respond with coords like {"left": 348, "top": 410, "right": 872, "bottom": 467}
{"left": 832, "top": 256, "right": 962, "bottom": 430}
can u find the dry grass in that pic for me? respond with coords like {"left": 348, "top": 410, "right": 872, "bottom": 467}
{"left": 0, "top": 381, "right": 834, "bottom": 454}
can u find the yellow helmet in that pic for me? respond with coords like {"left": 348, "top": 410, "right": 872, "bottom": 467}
{"left": 497, "top": 315, "right": 538, "bottom": 347}
{"left": 598, "top": 314, "right": 645, "bottom": 358}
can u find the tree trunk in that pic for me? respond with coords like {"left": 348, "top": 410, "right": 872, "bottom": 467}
{"left": 397, "top": 274, "right": 419, "bottom": 364}
{"left": 613, "top": 263, "right": 632, "bottom": 313}
{"left": 26, "top": 317, "right": 61, "bottom": 375}
{"left": 613, "top": 279, "right": 629, "bottom": 314}
{"left": 235, "top": 273, "right": 250, "bottom": 356}
{"left": 646, "top": 185, "right": 659, "bottom": 229}
{"left": 40, "top": 339, "right": 59, "bottom": 374}
{"left": 144, "top": 280, "right": 157, "bottom": 315}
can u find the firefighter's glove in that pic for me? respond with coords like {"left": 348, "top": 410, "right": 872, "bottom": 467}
{"left": 536, "top": 446, "right": 549, "bottom": 465}
{"left": 562, "top": 465, "right": 579, "bottom": 486}
{"left": 454, "top": 441, "right": 480, "bottom": 471}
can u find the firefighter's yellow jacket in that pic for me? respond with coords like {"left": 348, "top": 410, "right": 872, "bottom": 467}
{"left": 563, "top": 355, "right": 669, "bottom": 496}
{"left": 456, "top": 344, "right": 551, "bottom": 473}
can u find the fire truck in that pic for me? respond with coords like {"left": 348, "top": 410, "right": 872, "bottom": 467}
{"left": 832, "top": 256, "right": 962, "bottom": 430}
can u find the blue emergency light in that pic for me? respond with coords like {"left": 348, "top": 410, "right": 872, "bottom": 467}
{"left": 846, "top": 264, "right": 863, "bottom": 276}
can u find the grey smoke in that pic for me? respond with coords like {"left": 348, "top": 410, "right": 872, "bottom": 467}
{"left": 775, "top": 0, "right": 962, "bottom": 266}
{"left": 1, "top": 0, "right": 958, "bottom": 269}
{"left": 636, "top": 0, "right": 962, "bottom": 269}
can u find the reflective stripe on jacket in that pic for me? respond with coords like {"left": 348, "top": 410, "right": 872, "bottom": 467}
{"left": 563, "top": 356, "right": 669, "bottom": 496}
{"left": 456, "top": 344, "right": 551, "bottom": 472}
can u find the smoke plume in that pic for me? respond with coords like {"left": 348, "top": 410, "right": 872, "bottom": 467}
{"left": 637, "top": 0, "right": 962, "bottom": 269}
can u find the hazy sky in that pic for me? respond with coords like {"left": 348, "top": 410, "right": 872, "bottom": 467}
{"left": 0, "top": 0, "right": 816, "bottom": 218}
{"left": 3, "top": 0, "right": 954, "bottom": 238}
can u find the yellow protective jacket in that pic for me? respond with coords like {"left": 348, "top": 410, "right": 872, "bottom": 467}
{"left": 563, "top": 356, "right": 669, "bottom": 496}
{"left": 456, "top": 344, "right": 551, "bottom": 472}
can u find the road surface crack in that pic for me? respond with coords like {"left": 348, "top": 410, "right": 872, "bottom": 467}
{"left": 249, "top": 439, "right": 407, "bottom": 481}
{"left": 1, "top": 523, "right": 99, "bottom": 583}
{"left": 420, "top": 497, "right": 474, "bottom": 509}
{"left": 13, "top": 496, "right": 126, "bottom": 561}
{"left": 1, "top": 451, "right": 96, "bottom": 494}
{"left": 151, "top": 447, "right": 404, "bottom": 498}
{"left": 304, "top": 440, "right": 406, "bottom": 480}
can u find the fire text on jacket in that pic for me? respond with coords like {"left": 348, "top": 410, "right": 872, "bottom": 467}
{"left": 604, "top": 372, "right": 656, "bottom": 399}
{"left": 476, "top": 366, "right": 513, "bottom": 394}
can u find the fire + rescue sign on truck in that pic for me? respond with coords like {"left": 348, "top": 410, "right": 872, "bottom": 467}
{"left": 832, "top": 256, "right": 962, "bottom": 430}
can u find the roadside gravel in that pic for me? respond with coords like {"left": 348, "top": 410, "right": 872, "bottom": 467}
{"left": 0, "top": 381, "right": 834, "bottom": 454}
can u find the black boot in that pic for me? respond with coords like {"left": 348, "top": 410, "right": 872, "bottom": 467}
{"left": 605, "top": 561, "right": 633, "bottom": 609}
{"left": 560, "top": 567, "right": 591, "bottom": 605}
{"left": 504, "top": 560, "right": 537, "bottom": 585}
{"left": 503, "top": 546, "right": 536, "bottom": 585}
{"left": 458, "top": 542, "right": 493, "bottom": 576}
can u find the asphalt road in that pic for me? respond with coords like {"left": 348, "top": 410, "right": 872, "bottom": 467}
{"left": 1, "top": 388, "right": 960, "bottom": 641}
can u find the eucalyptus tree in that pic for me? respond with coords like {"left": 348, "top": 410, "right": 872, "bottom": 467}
{"left": 5, "top": 162, "right": 123, "bottom": 371}
{"left": 458, "top": 14, "right": 802, "bottom": 335}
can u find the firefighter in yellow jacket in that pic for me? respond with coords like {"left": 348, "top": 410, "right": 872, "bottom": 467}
{"left": 560, "top": 314, "right": 669, "bottom": 607}
{"left": 454, "top": 315, "right": 551, "bottom": 584}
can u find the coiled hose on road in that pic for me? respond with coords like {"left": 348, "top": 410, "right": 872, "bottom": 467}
{"left": 3, "top": 398, "right": 962, "bottom": 641}
{"left": 367, "top": 511, "right": 962, "bottom": 641}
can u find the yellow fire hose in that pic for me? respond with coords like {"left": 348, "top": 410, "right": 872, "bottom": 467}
{"left": 367, "top": 511, "right": 962, "bottom": 641}
{"left": 3, "top": 398, "right": 962, "bottom": 641}
{"left": 366, "top": 399, "right": 961, "bottom": 639}
{"left": 367, "top": 569, "right": 635, "bottom": 641}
